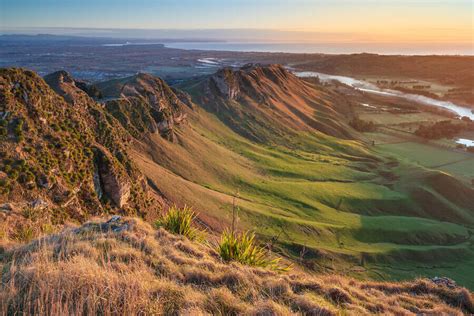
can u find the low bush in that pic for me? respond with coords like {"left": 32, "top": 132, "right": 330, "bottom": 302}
{"left": 349, "top": 117, "right": 376, "bottom": 132}
{"left": 155, "top": 205, "right": 203, "bottom": 240}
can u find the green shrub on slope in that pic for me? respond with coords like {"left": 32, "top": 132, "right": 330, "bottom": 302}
{"left": 155, "top": 205, "right": 203, "bottom": 240}
{"left": 217, "top": 229, "right": 290, "bottom": 271}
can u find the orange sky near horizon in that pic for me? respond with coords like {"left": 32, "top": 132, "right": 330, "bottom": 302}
{"left": 1, "top": 0, "right": 472, "bottom": 44}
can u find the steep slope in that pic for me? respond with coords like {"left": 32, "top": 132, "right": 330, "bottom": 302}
{"left": 128, "top": 103, "right": 474, "bottom": 288}
{"left": 0, "top": 68, "right": 161, "bottom": 240}
{"left": 1, "top": 216, "right": 472, "bottom": 315}
{"left": 183, "top": 64, "right": 356, "bottom": 143}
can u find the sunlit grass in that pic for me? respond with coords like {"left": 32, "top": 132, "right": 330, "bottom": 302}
{"left": 155, "top": 205, "right": 204, "bottom": 240}
{"left": 217, "top": 229, "right": 290, "bottom": 271}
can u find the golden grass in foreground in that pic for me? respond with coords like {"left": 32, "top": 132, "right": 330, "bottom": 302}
{"left": 1, "top": 217, "right": 472, "bottom": 315}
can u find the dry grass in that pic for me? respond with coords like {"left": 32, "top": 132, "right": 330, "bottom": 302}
{"left": 1, "top": 217, "right": 472, "bottom": 315}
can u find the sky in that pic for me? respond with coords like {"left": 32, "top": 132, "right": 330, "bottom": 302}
{"left": 0, "top": 0, "right": 473, "bottom": 44}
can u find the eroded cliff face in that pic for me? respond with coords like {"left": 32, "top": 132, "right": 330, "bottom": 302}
{"left": 97, "top": 73, "right": 190, "bottom": 141}
{"left": 43, "top": 70, "right": 97, "bottom": 106}
{"left": 209, "top": 68, "right": 241, "bottom": 100}
{"left": 94, "top": 145, "right": 131, "bottom": 208}
{"left": 207, "top": 64, "right": 302, "bottom": 102}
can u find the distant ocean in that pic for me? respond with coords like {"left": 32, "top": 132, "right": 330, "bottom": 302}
{"left": 164, "top": 42, "right": 473, "bottom": 55}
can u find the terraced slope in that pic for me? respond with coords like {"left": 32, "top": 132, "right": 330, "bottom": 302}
{"left": 127, "top": 65, "right": 474, "bottom": 287}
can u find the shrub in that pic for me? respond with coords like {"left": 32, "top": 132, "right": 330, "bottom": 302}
{"left": 8, "top": 170, "right": 19, "bottom": 180}
{"left": 414, "top": 120, "right": 469, "bottom": 139}
{"left": 14, "top": 225, "right": 35, "bottom": 242}
{"left": 349, "top": 117, "right": 376, "bottom": 132}
{"left": 0, "top": 127, "right": 7, "bottom": 138}
{"left": 13, "top": 118, "right": 24, "bottom": 141}
{"left": 217, "top": 230, "right": 290, "bottom": 271}
{"left": 155, "top": 205, "right": 202, "bottom": 240}
{"left": 0, "top": 178, "right": 8, "bottom": 187}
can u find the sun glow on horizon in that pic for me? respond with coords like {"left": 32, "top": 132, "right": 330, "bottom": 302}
{"left": 0, "top": 0, "right": 472, "bottom": 45}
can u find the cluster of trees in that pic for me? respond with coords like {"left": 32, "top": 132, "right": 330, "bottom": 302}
{"left": 349, "top": 117, "right": 377, "bottom": 132}
{"left": 412, "top": 85, "right": 431, "bottom": 89}
{"left": 415, "top": 119, "right": 473, "bottom": 140}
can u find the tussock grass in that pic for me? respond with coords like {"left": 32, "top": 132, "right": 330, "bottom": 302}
{"left": 155, "top": 205, "right": 203, "bottom": 240}
{"left": 0, "top": 217, "right": 472, "bottom": 315}
{"left": 217, "top": 229, "right": 290, "bottom": 271}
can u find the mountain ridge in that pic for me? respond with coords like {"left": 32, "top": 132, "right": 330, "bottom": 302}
{"left": 0, "top": 68, "right": 163, "bottom": 239}
{"left": 1, "top": 66, "right": 473, "bottom": 290}
{"left": 183, "top": 64, "right": 356, "bottom": 143}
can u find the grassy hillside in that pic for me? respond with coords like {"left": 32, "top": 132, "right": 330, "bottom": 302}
{"left": 127, "top": 66, "right": 474, "bottom": 288}
{"left": 1, "top": 66, "right": 473, "bottom": 292}
{"left": 1, "top": 216, "right": 472, "bottom": 315}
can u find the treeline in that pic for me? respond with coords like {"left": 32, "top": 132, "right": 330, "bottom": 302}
{"left": 414, "top": 118, "right": 474, "bottom": 140}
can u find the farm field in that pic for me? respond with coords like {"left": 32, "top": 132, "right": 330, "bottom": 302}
{"left": 377, "top": 141, "right": 474, "bottom": 181}
{"left": 358, "top": 75, "right": 455, "bottom": 97}
{"left": 357, "top": 104, "right": 474, "bottom": 183}
{"left": 377, "top": 142, "right": 471, "bottom": 168}
{"left": 359, "top": 112, "right": 449, "bottom": 126}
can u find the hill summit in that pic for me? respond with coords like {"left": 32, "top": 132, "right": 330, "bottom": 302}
{"left": 97, "top": 73, "right": 190, "bottom": 141}
{"left": 188, "top": 64, "right": 355, "bottom": 142}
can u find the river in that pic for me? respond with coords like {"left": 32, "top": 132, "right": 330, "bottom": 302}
{"left": 456, "top": 138, "right": 474, "bottom": 147}
{"left": 294, "top": 71, "right": 474, "bottom": 120}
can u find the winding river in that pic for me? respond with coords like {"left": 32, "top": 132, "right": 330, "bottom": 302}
{"left": 294, "top": 71, "right": 474, "bottom": 120}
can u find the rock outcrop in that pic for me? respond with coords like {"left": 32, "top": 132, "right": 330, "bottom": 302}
{"left": 94, "top": 145, "right": 131, "bottom": 208}
{"left": 209, "top": 67, "right": 241, "bottom": 100}
{"left": 44, "top": 70, "right": 92, "bottom": 105}
{"left": 97, "top": 73, "right": 189, "bottom": 141}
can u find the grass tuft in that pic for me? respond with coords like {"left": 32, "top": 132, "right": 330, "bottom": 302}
{"left": 155, "top": 205, "right": 203, "bottom": 240}
{"left": 217, "top": 229, "right": 290, "bottom": 272}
